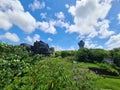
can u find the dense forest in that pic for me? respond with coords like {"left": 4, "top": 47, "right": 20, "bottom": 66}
{"left": 0, "top": 42, "right": 120, "bottom": 90}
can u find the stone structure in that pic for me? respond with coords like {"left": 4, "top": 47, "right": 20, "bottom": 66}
{"left": 20, "top": 40, "right": 51, "bottom": 56}
{"left": 20, "top": 43, "right": 32, "bottom": 51}
{"left": 78, "top": 40, "right": 85, "bottom": 49}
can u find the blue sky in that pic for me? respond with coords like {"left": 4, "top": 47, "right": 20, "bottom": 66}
{"left": 0, "top": 0, "right": 120, "bottom": 50}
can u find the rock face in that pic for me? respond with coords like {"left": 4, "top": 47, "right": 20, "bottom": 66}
{"left": 20, "top": 43, "right": 32, "bottom": 51}
{"left": 20, "top": 40, "right": 51, "bottom": 56}
{"left": 32, "top": 41, "right": 51, "bottom": 56}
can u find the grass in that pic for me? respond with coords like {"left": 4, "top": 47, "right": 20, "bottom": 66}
{"left": 94, "top": 77, "right": 120, "bottom": 90}
{"left": 67, "top": 60, "right": 120, "bottom": 90}
{"left": 75, "top": 62, "right": 120, "bottom": 90}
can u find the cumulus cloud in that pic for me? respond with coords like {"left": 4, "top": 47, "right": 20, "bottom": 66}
{"left": 37, "top": 20, "right": 57, "bottom": 34}
{"left": 48, "top": 38, "right": 53, "bottom": 42}
{"left": 37, "top": 19, "right": 70, "bottom": 34}
{"left": 67, "top": 0, "right": 113, "bottom": 39}
{"left": 55, "top": 20, "right": 69, "bottom": 29}
{"left": 51, "top": 45, "right": 75, "bottom": 51}
{"left": 0, "top": 0, "right": 37, "bottom": 33}
{"left": 29, "top": 0, "right": 45, "bottom": 11}
{"left": 105, "top": 34, "right": 120, "bottom": 49}
{"left": 0, "top": 32, "right": 20, "bottom": 42}
{"left": 40, "top": 13, "right": 47, "bottom": 19}
{"left": 85, "top": 40, "right": 103, "bottom": 49}
{"left": 55, "top": 12, "right": 65, "bottom": 20}
{"left": 0, "top": 0, "right": 57, "bottom": 34}
{"left": 65, "top": 4, "right": 69, "bottom": 8}
{"left": 98, "top": 20, "right": 115, "bottom": 39}
{"left": 26, "top": 34, "right": 40, "bottom": 43}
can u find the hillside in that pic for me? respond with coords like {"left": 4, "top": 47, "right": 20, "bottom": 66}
{"left": 0, "top": 42, "right": 120, "bottom": 90}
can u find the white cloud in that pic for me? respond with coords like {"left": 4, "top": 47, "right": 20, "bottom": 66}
{"left": 67, "top": 0, "right": 113, "bottom": 39}
{"left": 98, "top": 20, "right": 115, "bottom": 39}
{"left": 37, "top": 20, "right": 57, "bottom": 34}
{"left": 0, "top": 0, "right": 57, "bottom": 34}
{"left": 48, "top": 38, "right": 53, "bottom": 42}
{"left": 68, "top": 46, "right": 75, "bottom": 50}
{"left": 55, "top": 20, "right": 69, "bottom": 29}
{"left": 26, "top": 34, "right": 40, "bottom": 43}
{"left": 105, "top": 34, "right": 120, "bottom": 49}
{"left": 0, "top": 0, "right": 37, "bottom": 33}
{"left": 68, "top": 6, "right": 76, "bottom": 16}
{"left": 0, "top": 32, "right": 20, "bottom": 42}
{"left": 53, "top": 45, "right": 65, "bottom": 51}
{"left": 26, "top": 36, "right": 33, "bottom": 43}
{"left": 40, "top": 13, "right": 47, "bottom": 19}
{"left": 51, "top": 45, "right": 75, "bottom": 51}
{"left": 37, "top": 19, "right": 70, "bottom": 34}
{"left": 29, "top": 0, "right": 45, "bottom": 11}
{"left": 65, "top": 4, "right": 69, "bottom": 8}
{"left": 33, "top": 34, "right": 40, "bottom": 41}
{"left": 55, "top": 12, "right": 65, "bottom": 20}
{"left": 85, "top": 40, "right": 103, "bottom": 49}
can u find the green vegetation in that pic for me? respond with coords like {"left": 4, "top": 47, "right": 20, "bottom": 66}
{"left": 94, "top": 77, "right": 120, "bottom": 90}
{"left": 0, "top": 42, "right": 120, "bottom": 90}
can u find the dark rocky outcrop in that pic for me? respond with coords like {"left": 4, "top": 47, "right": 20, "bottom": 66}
{"left": 78, "top": 40, "right": 85, "bottom": 49}
{"left": 20, "top": 43, "right": 32, "bottom": 51}
{"left": 20, "top": 40, "right": 51, "bottom": 56}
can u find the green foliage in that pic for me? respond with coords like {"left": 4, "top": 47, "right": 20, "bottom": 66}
{"left": 50, "top": 47, "right": 55, "bottom": 54}
{"left": 94, "top": 77, "right": 120, "bottom": 90}
{"left": 89, "top": 49, "right": 109, "bottom": 62}
{"left": 76, "top": 48, "right": 109, "bottom": 63}
{"left": 0, "top": 42, "right": 29, "bottom": 60}
{"left": 0, "top": 42, "right": 120, "bottom": 90}
{"left": 76, "top": 48, "right": 90, "bottom": 62}
{"left": 98, "top": 63, "right": 119, "bottom": 75}
{"left": 55, "top": 51, "right": 61, "bottom": 57}
{"left": 61, "top": 51, "right": 69, "bottom": 58}
{"left": 0, "top": 58, "right": 96, "bottom": 90}
{"left": 111, "top": 48, "right": 120, "bottom": 66}
{"left": 55, "top": 50, "right": 76, "bottom": 58}
{"left": 0, "top": 42, "right": 95, "bottom": 90}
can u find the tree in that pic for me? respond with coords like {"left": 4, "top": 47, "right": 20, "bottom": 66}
{"left": 113, "top": 52, "right": 120, "bottom": 66}
{"left": 88, "top": 49, "right": 109, "bottom": 63}
{"left": 50, "top": 47, "right": 55, "bottom": 54}
{"left": 76, "top": 48, "right": 89, "bottom": 62}
{"left": 111, "top": 48, "right": 120, "bottom": 66}
{"left": 78, "top": 40, "right": 85, "bottom": 49}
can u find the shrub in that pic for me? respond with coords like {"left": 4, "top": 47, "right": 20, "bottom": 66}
{"left": 76, "top": 48, "right": 89, "bottom": 62}
{"left": 55, "top": 51, "right": 61, "bottom": 57}
{"left": 113, "top": 52, "right": 120, "bottom": 67}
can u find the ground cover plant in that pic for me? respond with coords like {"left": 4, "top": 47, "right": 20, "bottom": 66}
{"left": 0, "top": 42, "right": 120, "bottom": 90}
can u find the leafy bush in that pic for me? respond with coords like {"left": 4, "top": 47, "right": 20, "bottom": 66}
{"left": 61, "top": 51, "right": 69, "bottom": 58}
{"left": 0, "top": 42, "right": 29, "bottom": 60}
{"left": 76, "top": 48, "right": 109, "bottom": 63}
{"left": 76, "top": 48, "right": 90, "bottom": 62}
{"left": 0, "top": 58, "right": 96, "bottom": 90}
{"left": 55, "top": 51, "right": 61, "bottom": 57}
{"left": 89, "top": 49, "right": 109, "bottom": 63}
{"left": 110, "top": 48, "right": 120, "bottom": 66}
